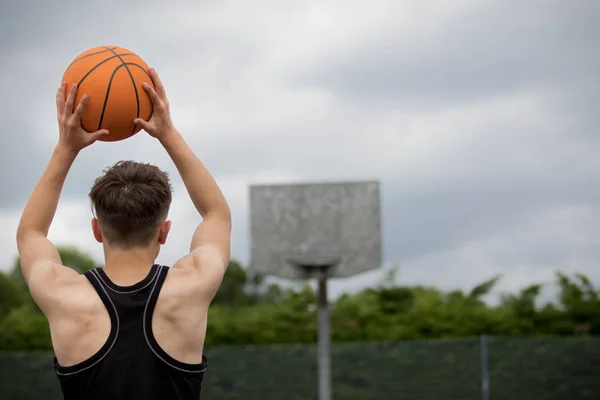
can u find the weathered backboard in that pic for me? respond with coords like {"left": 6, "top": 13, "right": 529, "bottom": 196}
{"left": 249, "top": 181, "right": 382, "bottom": 280}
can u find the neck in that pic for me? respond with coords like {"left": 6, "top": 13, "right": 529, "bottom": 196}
{"left": 103, "top": 245, "right": 158, "bottom": 278}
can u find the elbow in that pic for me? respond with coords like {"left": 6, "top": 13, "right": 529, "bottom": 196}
{"left": 211, "top": 201, "right": 232, "bottom": 224}
{"left": 16, "top": 225, "right": 27, "bottom": 248}
{"left": 16, "top": 218, "right": 33, "bottom": 244}
{"left": 197, "top": 197, "right": 232, "bottom": 229}
{"left": 216, "top": 205, "right": 232, "bottom": 233}
{"left": 218, "top": 204, "right": 233, "bottom": 233}
{"left": 16, "top": 232, "right": 27, "bottom": 256}
{"left": 15, "top": 227, "right": 43, "bottom": 250}
{"left": 221, "top": 203, "right": 232, "bottom": 223}
{"left": 16, "top": 229, "right": 29, "bottom": 252}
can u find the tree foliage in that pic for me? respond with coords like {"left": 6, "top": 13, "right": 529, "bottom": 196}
{"left": 0, "top": 246, "right": 599, "bottom": 351}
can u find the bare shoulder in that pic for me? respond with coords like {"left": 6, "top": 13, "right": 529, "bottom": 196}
{"left": 30, "top": 266, "right": 110, "bottom": 368}
{"left": 28, "top": 263, "right": 100, "bottom": 317}
{"left": 165, "top": 246, "right": 228, "bottom": 301}
{"left": 152, "top": 253, "right": 225, "bottom": 365}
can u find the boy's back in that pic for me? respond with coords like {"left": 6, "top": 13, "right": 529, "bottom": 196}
{"left": 16, "top": 69, "right": 231, "bottom": 399}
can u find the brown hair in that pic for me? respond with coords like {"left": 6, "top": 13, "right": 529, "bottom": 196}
{"left": 89, "top": 160, "right": 173, "bottom": 248}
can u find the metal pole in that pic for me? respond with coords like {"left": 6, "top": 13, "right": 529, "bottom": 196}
{"left": 480, "top": 334, "right": 489, "bottom": 400}
{"left": 317, "top": 268, "right": 332, "bottom": 400}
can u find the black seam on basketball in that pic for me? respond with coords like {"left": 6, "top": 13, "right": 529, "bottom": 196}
{"left": 95, "top": 62, "right": 151, "bottom": 132}
{"left": 125, "top": 63, "right": 151, "bottom": 79}
{"left": 103, "top": 47, "right": 141, "bottom": 135}
{"left": 97, "top": 63, "right": 125, "bottom": 130}
{"left": 119, "top": 64, "right": 152, "bottom": 137}
{"left": 76, "top": 53, "right": 136, "bottom": 87}
{"left": 69, "top": 47, "right": 119, "bottom": 67}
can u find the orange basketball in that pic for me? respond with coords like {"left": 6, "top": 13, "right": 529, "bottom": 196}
{"left": 62, "top": 46, "right": 154, "bottom": 142}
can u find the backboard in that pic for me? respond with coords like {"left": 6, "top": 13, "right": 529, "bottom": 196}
{"left": 249, "top": 180, "right": 382, "bottom": 280}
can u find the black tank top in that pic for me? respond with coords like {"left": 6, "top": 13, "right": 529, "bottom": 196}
{"left": 53, "top": 264, "right": 207, "bottom": 400}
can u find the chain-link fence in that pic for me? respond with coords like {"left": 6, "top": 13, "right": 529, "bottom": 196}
{"left": 1, "top": 336, "right": 598, "bottom": 399}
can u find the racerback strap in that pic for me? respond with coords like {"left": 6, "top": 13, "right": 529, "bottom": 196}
{"left": 143, "top": 266, "right": 208, "bottom": 374}
{"left": 54, "top": 270, "right": 120, "bottom": 376}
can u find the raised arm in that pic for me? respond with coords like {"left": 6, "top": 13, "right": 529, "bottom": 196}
{"left": 160, "top": 132, "right": 232, "bottom": 260}
{"left": 134, "top": 69, "right": 232, "bottom": 294}
{"left": 16, "top": 83, "right": 108, "bottom": 311}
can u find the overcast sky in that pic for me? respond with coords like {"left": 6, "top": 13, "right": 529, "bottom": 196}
{"left": 1, "top": 0, "right": 598, "bottom": 300}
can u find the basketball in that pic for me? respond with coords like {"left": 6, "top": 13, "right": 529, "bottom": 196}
{"left": 61, "top": 46, "right": 154, "bottom": 142}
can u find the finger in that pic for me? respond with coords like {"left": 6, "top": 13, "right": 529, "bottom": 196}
{"left": 142, "top": 82, "right": 163, "bottom": 106}
{"left": 73, "top": 95, "right": 89, "bottom": 122}
{"left": 56, "top": 82, "right": 67, "bottom": 115}
{"left": 65, "top": 84, "right": 78, "bottom": 115}
{"left": 133, "top": 118, "right": 151, "bottom": 131}
{"left": 148, "top": 68, "right": 167, "bottom": 99}
{"left": 89, "top": 129, "right": 110, "bottom": 142}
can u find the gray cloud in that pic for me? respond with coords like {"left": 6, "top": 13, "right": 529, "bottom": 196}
{"left": 1, "top": 0, "right": 598, "bottom": 298}
{"left": 292, "top": 1, "right": 600, "bottom": 108}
